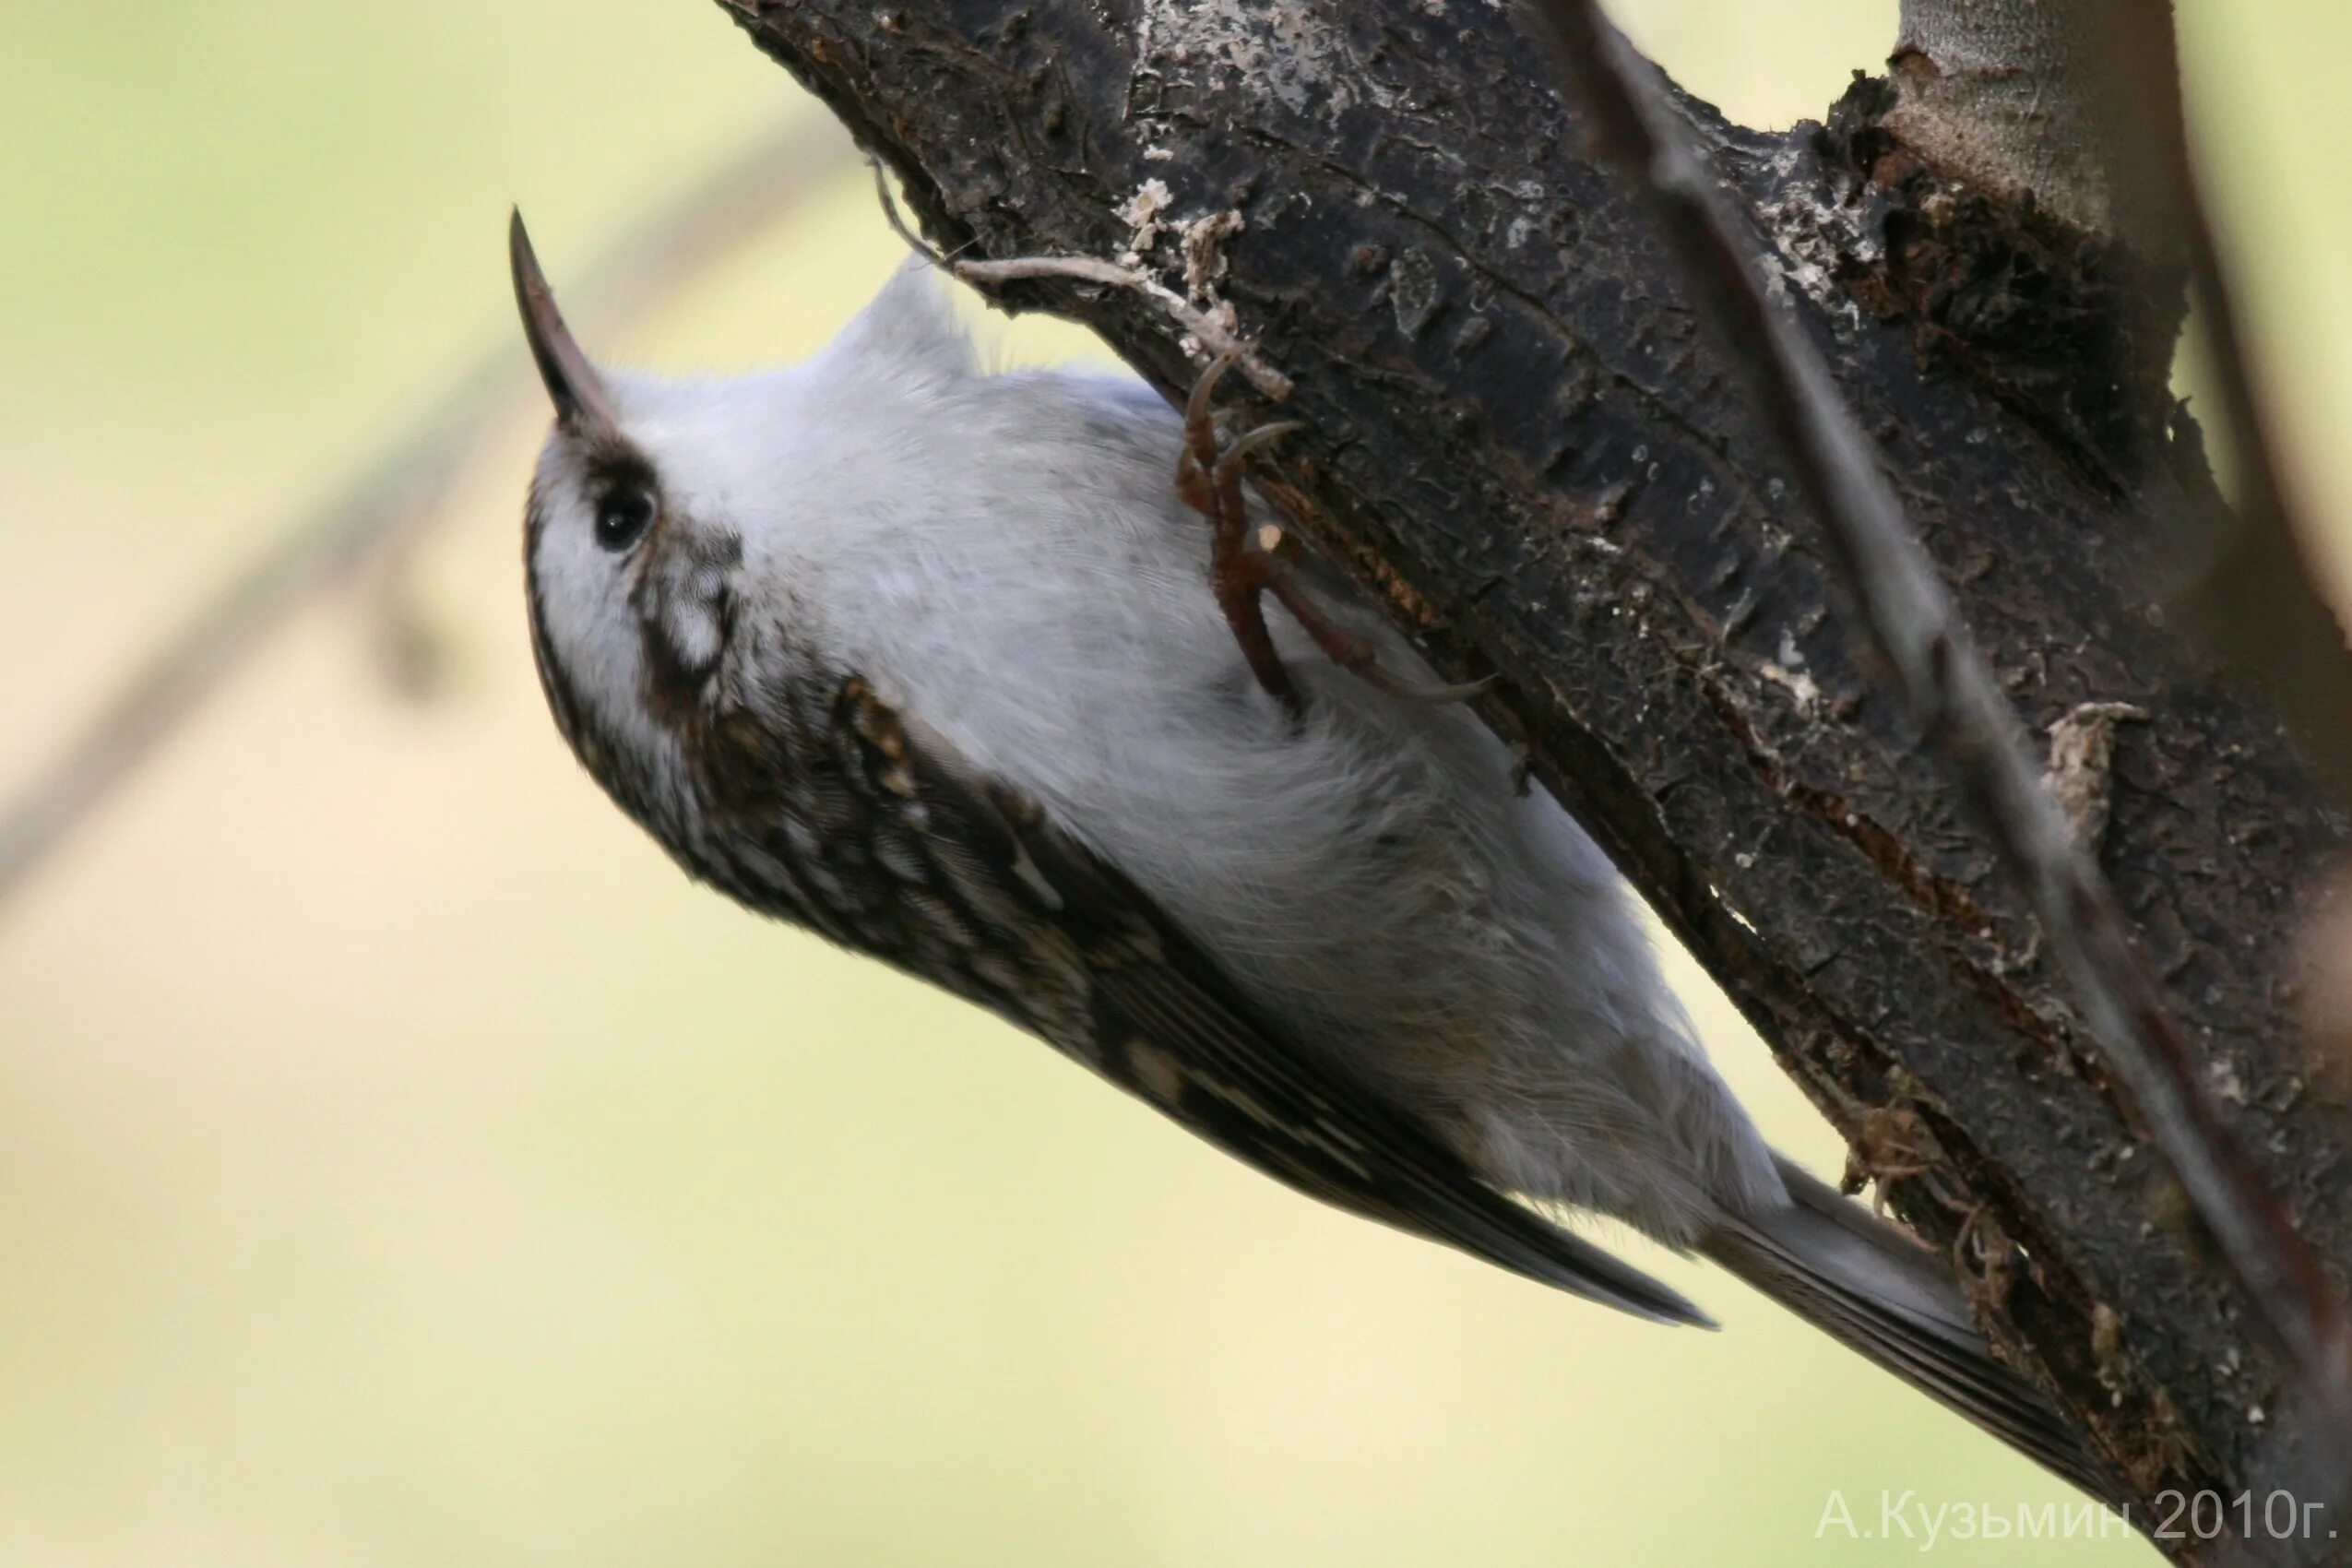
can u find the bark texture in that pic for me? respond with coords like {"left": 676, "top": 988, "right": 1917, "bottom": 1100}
{"left": 1887, "top": 0, "right": 2179, "bottom": 249}
{"left": 713, "top": 0, "right": 2350, "bottom": 1530}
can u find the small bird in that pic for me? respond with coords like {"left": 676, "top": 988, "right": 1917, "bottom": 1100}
{"left": 507, "top": 212, "right": 2108, "bottom": 1499}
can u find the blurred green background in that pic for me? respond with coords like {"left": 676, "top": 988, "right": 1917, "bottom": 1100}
{"left": 3, "top": 3, "right": 2345, "bottom": 1563}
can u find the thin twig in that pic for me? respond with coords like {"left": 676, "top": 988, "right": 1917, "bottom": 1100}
{"left": 954, "top": 255, "right": 1294, "bottom": 400}
{"left": 0, "top": 119, "right": 858, "bottom": 907}
{"left": 865, "top": 153, "right": 1293, "bottom": 401}
{"left": 1517, "top": 0, "right": 2351, "bottom": 1472}
{"left": 2164, "top": 197, "right": 2352, "bottom": 799}
{"left": 2066, "top": 1, "right": 2352, "bottom": 803}
{"left": 2059, "top": 2, "right": 2352, "bottom": 1527}
{"left": 2168, "top": 133, "right": 2352, "bottom": 804}
{"left": 867, "top": 158, "right": 965, "bottom": 269}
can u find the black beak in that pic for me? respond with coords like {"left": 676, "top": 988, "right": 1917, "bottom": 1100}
{"left": 509, "top": 208, "right": 623, "bottom": 438}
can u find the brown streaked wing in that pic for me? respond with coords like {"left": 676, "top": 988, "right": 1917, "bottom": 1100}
{"left": 826, "top": 680, "right": 1710, "bottom": 1328}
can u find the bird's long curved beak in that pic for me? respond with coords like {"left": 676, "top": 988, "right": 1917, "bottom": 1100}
{"left": 508, "top": 209, "right": 623, "bottom": 439}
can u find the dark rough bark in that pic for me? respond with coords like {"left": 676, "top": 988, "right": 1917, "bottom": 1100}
{"left": 713, "top": 0, "right": 2350, "bottom": 1527}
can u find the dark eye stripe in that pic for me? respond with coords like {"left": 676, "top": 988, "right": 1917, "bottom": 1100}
{"left": 584, "top": 448, "right": 658, "bottom": 492}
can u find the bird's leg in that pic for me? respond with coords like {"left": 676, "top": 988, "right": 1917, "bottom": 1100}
{"left": 1260, "top": 567, "right": 1491, "bottom": 707}
{"left": 1176, "top": 354, "right": 1304, "bottom": 715}
{"left": 1175, "top": 355, "right": 1489, "bottom": 716}
{"left": 1839, "top": 1101, "right": 1972, "bottom": 1220}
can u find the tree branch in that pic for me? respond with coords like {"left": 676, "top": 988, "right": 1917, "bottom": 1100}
{"left": 1521, "top": 0, "right": 2350, "bottom": 1526}
{"left": 1887, "top": 0, "right": 2352, "bottom": 808}
{"left": 715, "top": 0, "right": 2352, "bottom": 1528}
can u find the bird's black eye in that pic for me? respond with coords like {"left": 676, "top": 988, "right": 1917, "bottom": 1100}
{"left": 594, "top": 487, "right": 656, "bottom": 552}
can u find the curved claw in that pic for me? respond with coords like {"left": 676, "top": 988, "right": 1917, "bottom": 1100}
{"left": 1353, "top": 667, "right": 1497, "bottom": 707}
{"left": 1184, "top": 350, "right": 1240, "bottom": 427}
{"left": 1174, "top": 356, "right": 1476, "bottom": 718}
{"left": 1212, "top": 421, "right": 1301, "bottom": 484}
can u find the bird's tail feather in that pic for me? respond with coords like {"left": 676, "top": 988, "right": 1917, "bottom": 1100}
{"left": 1699, "top": 1155, "right": 2121, "bottom": 1509}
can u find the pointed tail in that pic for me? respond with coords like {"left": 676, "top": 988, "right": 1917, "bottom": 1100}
{"left": 1700, "top": 1155, "right": 2123, "bottom": 1509}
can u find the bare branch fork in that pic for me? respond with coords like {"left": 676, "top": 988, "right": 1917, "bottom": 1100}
{"left": 1520, "top": 0, "right": 2351, "bottom": 1495}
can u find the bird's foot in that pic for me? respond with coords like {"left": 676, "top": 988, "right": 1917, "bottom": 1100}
{"left": 1174, "top": 354, "right": 1486, "bottom": 718}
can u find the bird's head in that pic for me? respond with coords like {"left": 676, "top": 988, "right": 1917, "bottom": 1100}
{"left": 508, "top": 211, "right": 975, "bottom": 849}
{"left": 508, "top": 208, "right": 747, "bottom": 847}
